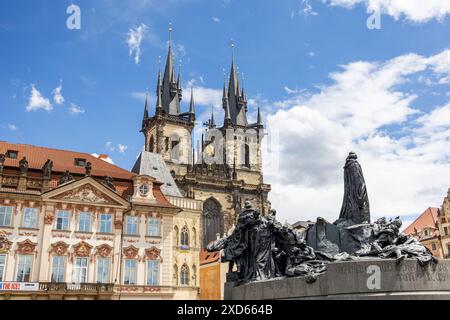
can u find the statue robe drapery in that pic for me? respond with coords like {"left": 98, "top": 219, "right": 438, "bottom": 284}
{"left": 339, "top": 155, "right": 370, "bottom": 224}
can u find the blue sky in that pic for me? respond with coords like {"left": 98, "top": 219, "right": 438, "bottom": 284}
{"left": 2, "top": 0, "right": 450, "bottom": 224}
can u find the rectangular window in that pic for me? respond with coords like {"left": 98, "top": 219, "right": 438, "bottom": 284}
{"left": 0, "top": 255, "right": 6, "bottom": 282}
{"left": 432, "top": 243, "right": 437, "bottom": 251}
{"left": 78, "top": 212, "right": 91, "bottom": 232}
{"left": 74, "top": 158, "right": 87, "bottom": 167}
{"left": 22, "top": 207, "right": 37, "bottom": 229}
{"left": 123, "top": 259, "right": 137, "bottom": 285}
{"left": 146, "top": 260, "right": 159, "bottom": 286}
{"left": 0, "top": 206, "right": 13, "bottom": 227}
{"left": 125, "top": 216, "right": 138, "bottom": 236}
{"left": 96, "top": 257, "right": 111, "bottom": 283}
{"left": 99, "top": 214, "right": 112, "bottom": 233}
{"left": 56, "top": 210, "right": 70, "bottom": 230}
{"left": 6, "top": 150, "right": 18, "bottom": 159}
{"left": 51, "top": 256, "right": 66, "bottom": 283}
{"left": 74, "top": 257, "right": 88, "bottom": 283}
{"left": 445, "top": 227, "right": 448, "bottom": 236}
{"left": 148, "top": 218, "right": 160, "bottom": 237}
{"left": 16, "top": 255, "right": 33, "bottom": 282}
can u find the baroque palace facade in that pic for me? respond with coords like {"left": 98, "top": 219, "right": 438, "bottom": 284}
{"left": 0, "top": 142, "right": 200, "bottom": 300}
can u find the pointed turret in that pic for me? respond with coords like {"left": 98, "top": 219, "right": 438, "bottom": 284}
{"left": 161, "top": 25, "right": 180, "bottom": 115}
{"left": 210, "top": 110, "right": 216, "bottom": 128}
{"left": 257, "top": 104, "right": 263, "bottom": 128}
{"left": 223, "top": 80, "right": 232, "bottom": 128}
{"left": 143, "top": 93, "right": 149, "bottom": 119}
{"left": 225, "top": 41, "right": 248, "bottom": 127}
{"left": 189, "top": 87, "right": 195, "bottom": 122}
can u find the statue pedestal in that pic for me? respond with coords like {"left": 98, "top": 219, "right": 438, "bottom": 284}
{"left": 225, "top": 259, "right": 450, "bottom": 300}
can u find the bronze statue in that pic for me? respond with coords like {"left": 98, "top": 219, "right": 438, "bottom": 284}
{"left": 19, "top": 157, "right": 28, "bottom": 175}
{"left": 102, "top": 176, "right": 116, "bottom": 190}
{"left": 59, "top": 170, "right": 74, "bottom": 185}
{"left": 42, "top": 159, "right": 53, "bottom": 179}
{"left": 0, "top": 154, "right": 5, "bottom": 171}
{"left": 338, "top": 152, "right": 370, "bottom": 225}
{"left": 85, "top": 162, "right": 92, "bottom": 176}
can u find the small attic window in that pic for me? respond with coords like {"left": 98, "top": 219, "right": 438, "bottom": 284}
{"left": 6, "top": 150, "right": 18, "bottom": 159}
{"left": 152, "top": 166, "right": 158, "bottom": 170}
{"left": 167, "top": 183, "right": 172, "bottom": 187}
{"left": 74, "top": 158, "right": 87, "bottom": 167}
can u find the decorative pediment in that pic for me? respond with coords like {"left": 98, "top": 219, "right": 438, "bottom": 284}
{"left": 43, "top": 177, "right": 130, "bottom": 208}
{"left": 0, "top": 233, "right": 12, "bottom": 254}
{"left": 123, "top": 245, "right": 139, "bottom": 259}
{"left": 95, "top": 244, "right": 113, "bottom": 258}
{"left": 73, "top": 241, "right": 92, "bottom": 257}
{"left": 16, "top": 239, "right": 37, "bottom": 255}
{"left": 145, "top": 246, "right": 162, "bottom": 262}
{"left": 50, "top": 241, "right": 69, "bottom": 256}
{"left": 58, "top": 184, "right": 112, "bottom": 204}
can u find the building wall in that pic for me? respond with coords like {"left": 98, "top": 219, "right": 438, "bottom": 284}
{"left": 168, "top": 196, "right": 202, "bottom": 300}
{"left": 438, "top": 189, "right": 450, "bottom": 258}
{"left": 0, "top": 175, "right": 201, "bottom": 300}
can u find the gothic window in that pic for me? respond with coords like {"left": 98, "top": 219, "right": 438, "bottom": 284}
{"left": 192, "top": 227, "right": 197, "bottom": 248}
{"left": 180, "top": 264, "right": 189, "bottom": 286}
{"left": 202, "top": 198, "right": 222, "bottom": 249}
{"left": 174, "top": 226, "right": 179, "bottom": 246}
{"left": 244, "top": 144, "right": 250, "bottom": 168}
{"left": 181, "top": 226, "right": 189, "bottom": 247}
{"left": 192, "top": 264, "right": 197, "bottom": 286}
{"left": 173, "top": 264, "right": 178, "bottom": 286}
{"left": 149, "top": 135, "right": 154, "bottom": 153}
{"left": 165, "top": 137, "right": 170, "bottom": 152}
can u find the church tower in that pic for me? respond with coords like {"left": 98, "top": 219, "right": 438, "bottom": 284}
{"left": 141, "top": 27, "right": 195, "bottom": 177}
{"left": 141, "top": 32, "right": 271, "bottom": 249}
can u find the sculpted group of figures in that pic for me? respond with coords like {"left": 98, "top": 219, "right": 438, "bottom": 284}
{"left": 207, "top": 152, "right": 437, "bottom": 284}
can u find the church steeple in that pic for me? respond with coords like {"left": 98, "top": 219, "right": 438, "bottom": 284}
{"left": 225, "top": 41, "right": 248, "bottom": 127}
{"left": 161, "top": 24, "right": 181, "bottom": 115}
{"left": 223, "top": 77, "right": 232, "bottom": 128}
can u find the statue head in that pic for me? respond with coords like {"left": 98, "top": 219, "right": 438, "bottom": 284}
{"left": 270, "top": 209, "right": 277, "bottom": 217}
{"left": 347, "top": 152, "right": 358, "bottom": 160}
{"left": 244, "top": 200, "right": 252, "bottom": 210}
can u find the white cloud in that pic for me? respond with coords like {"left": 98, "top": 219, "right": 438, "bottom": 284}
{"left": 106, "top": 141, "right": 115, "bottom": 152}
{"left": 52, "top": 81, "right": 65, "bottom": 105}
{"left": 307, "top": 51, "right": 315, "bottom": 57}
{"left": 69, "top": 103, "right": 85, "bottom": 115}
{"left": 117, "top": 144, "right": 128, "bottom": 154}
{"left": 91, "top": 153, "right": 114, "bottom": 164}
{"left": 212, "top": 16, "right": 221, "bottom": 23}
{"left": 264, "top": 49, "right": 450, "bottom": 225}
{"left": 300, "top": 0, "right": 318, "bottom": 17}
{"left": 127, "top": 23, "right": 148, "bottom": 64}
{"left": 327, "top": 0, "right": 450, "bottom": 23}
{"left": 26, "top": 85, "right": 52, "bottom": 112}
{"left": 7, "top": 124, "right": 18, "bottom": 131}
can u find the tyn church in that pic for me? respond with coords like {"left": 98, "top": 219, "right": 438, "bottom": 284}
{"left": 140, "top": 33, "right": 271, "bottom": 248}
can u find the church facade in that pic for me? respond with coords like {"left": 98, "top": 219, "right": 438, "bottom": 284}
{"left": 140, "top": 35, "right": 271, "bottom": 248}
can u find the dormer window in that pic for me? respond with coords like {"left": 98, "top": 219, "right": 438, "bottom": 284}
{"left": 6, "top": 150, "right": 18, "bottom": 159}
{"left": 74, "top": 158, "right": 87, "bottom": 167}
{"left": 139, "top": 184, "right": 149, "bottom": 196}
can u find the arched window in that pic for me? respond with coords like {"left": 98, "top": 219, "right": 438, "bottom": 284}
{"left": 192, "top": 264, "right": 197, "bottom": 286}
{"left": 173, "top": 264, "right": 178, "bottom": 286}
{"left": 244, "top": 144, "right": 250, "bottom": 168}
{"left": 202, "top": 198, "right": 222, "bottom": 249}
{"left": 181, "top": 226, "right": 189, "bottom": 247}
{"left": 174, "top": 226, "right": 179, "bottom": 246}
{"left": 149, "top": 135, "right": 154, "bottom": 153}
{"left": 180, "top": 264, "right": 189, "bottom": 286}
{"left": 192, "top": 227, "right": 197, "bottom": 248}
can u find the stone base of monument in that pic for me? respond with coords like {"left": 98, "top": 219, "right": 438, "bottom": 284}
{"left": 224, "top": 259, "right": 450, "bottom": 300}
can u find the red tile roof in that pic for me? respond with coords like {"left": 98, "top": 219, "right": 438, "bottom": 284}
{"left": 0, "top": 141, "right": 134, "bottom": 180}
{"left": 0, "top": 141, "right": 177, "bottom": 209}
{"left": 403, "top": 207, "right": 439, "bottom": 236}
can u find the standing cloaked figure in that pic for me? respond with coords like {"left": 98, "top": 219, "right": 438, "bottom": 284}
{"left": 338, "top": 152, "right": 370, "bottom": 225}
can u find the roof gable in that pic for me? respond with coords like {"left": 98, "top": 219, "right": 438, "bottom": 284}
{"left": 43, "top": 176, "right": 129, "bottom": 208}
